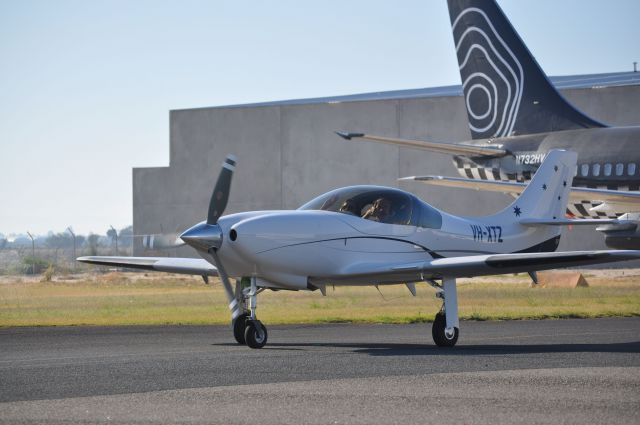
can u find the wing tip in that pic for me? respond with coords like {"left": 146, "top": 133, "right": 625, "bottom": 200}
{"left": 335, "top": 131, "right": 364, "bottom": 140}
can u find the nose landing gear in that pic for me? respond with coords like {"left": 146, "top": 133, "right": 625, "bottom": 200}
{"left": 231, "top": 276, "right": 268, "bottom": 349}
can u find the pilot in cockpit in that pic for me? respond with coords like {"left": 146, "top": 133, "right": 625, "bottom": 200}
{"left": 362, "top": 197, "right": 393, "bottom": 223}
{"left": 338, "top": 199, "right": 359, "bottom": 216}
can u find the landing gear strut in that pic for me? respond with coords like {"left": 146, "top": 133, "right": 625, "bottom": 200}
{"left": 430, "top": 277, "right": 459, "bottom": 347}
{"left": 244, "top": 276, "right": 267, "bottom": 348}
{"left": 231, "top": 276, "right": 268, "bottom": 348}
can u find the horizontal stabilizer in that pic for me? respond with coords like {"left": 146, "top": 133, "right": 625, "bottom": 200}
{"left": 336, "top": 131, "right": 507, "bottom": 157}
{"left": 519, "top": 218, "right": 625, "bottom": 226}
{"left": 77, "top": 256, "right": 218, "bottom": 276}
{"left": 401, "top": 175, "right": 523, "bottom": 194}
{"left": 403, "top": 175, "right": 640, "bottom": 208}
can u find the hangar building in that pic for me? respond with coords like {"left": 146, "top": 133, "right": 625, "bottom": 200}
{"left": 133, "top": 72, "right": 640, "bottom": 256}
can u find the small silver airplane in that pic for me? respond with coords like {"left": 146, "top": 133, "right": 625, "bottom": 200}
{"left": 79, "top": 150, "right": 640, "bottom": 349}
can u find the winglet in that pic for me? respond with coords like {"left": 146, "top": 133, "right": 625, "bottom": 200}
{"left": 335, "top": 131, "right": 364, "bottom": 140}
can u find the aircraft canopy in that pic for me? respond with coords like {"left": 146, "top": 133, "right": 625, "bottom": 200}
{"left": 299, "top": 185, "right": 442, "bottom": 229}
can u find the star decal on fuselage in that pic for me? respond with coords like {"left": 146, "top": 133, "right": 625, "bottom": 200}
{"left": 513, "top": 206, "right": 522, "bottom": 217}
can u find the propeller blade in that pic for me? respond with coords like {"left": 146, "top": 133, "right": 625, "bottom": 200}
{"left": 209, "top": 250, "right": 242, "bottom": 319}
{"left": 207, "top": 155, "right": 237, "bottom": 225}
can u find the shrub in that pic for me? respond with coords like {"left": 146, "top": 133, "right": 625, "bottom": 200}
{"left": 41, "top": 264, "right": 55, "bottom": 282}
{"left": 22, "top": 256, "right": 49, "bottom": 275}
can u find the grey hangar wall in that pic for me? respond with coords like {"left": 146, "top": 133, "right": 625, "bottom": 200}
{"left": 132, "top": 82, "right": 640, "bottom": 256}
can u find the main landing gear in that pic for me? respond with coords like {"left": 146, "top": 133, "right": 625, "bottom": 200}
{"left": 428, "top": 277, "right": 459, "bottom": 347}
{"left": 231, "top": 276, "right": 268, "bottom": 349}
{"left": 229, "top": 275, "right": 459, "bottom": 349}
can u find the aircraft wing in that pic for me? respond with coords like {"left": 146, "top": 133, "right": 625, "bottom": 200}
{"left": 403, "top": 175, "right": 640, "bottom": 207}
{"left": 309, "top": 250, "right": 640, "bottom": 286}
{"left": 77, "top": 256, "right": 218, "bottom": 276}
{"left": 335, "top": 132, "right": 507, "bottom": 157}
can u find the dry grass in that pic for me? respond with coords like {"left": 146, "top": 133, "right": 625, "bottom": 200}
{"left": 0, "top": 272, "right": 639, "bottom": 327}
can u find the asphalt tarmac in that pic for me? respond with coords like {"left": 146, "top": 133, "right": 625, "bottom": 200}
{"left": 1, "top": 318, "right": 639, "bottom": 424}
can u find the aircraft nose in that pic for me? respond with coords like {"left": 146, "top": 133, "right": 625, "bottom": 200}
{"left": 226, "top": 220, "right": 266, "bottom": 257}
{"left": 227, "top": 211, "right": 356, "bottom": 257}
{"left": 180, "top": 222, "right": 223, "bottom": 252}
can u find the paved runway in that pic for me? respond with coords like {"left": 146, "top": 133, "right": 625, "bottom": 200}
{"left": 1, "top": 318, "right": 639, "bottom": 424}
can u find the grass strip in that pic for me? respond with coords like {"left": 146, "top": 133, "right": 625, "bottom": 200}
{"left": 1, "top": 273, "right": 639, "bottom": 327}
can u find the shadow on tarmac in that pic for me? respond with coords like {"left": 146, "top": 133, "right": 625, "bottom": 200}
{"left": 256, "top": 341, "right": 640, "bottom": 356}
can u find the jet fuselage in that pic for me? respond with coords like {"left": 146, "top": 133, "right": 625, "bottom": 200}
{"left": 456, "top": 126, "right": 640, "bottom": 218}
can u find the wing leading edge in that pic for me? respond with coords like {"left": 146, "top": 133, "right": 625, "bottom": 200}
{"left": 77, "top": 256, "right": 218, "bottom": 276}
{"left": 309, "top": 250, "right": 640, "bottom": 286}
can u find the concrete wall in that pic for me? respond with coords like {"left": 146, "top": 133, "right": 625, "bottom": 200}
{"left": 133, "top": 85, "right": 640, "bottom": 256}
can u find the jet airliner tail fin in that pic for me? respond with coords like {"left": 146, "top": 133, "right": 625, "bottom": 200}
{"left": 447, "top": 0, "right": 606, "bottom": 139}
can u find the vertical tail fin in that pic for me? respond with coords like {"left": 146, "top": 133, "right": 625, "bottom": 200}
{"left": 447, "top": 0, "right": 605, "bottom": 139}
{"left": 493, "top": 149, "right": 577, "bottom": 222}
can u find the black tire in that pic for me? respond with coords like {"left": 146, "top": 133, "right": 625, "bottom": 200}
{"left": 244, "top": 320, "right": 268, "bottom": 349}
{"left": 432, "top": 312, "right": 459, "bottom": 347}
{"left": 232, "top": 313, "right": 250, "bottom": 344}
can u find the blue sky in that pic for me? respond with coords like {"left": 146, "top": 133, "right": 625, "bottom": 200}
{"left": 1, "top": 0, "right": 638, "bottom": 235}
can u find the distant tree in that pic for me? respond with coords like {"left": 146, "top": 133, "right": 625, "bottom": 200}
{"left": 106, "top": 228, "right": 117, "bottom": 246}
{"left": 13, "top": 235, "right": 32, "bottom": 246}
{"left": 0, "top": 238, "right": 6, "bottom": 249}
{"left": 119, "top": 225, "right": 133, "bottom": 247}
{"left": 45, "top": 232, "right": 74, "bottom": 249}
{"left": 86, "top": 233, "right": 101, "bottom": 256}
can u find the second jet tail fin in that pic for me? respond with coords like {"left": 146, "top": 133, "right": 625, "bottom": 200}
{"left": 447, "top": 0, "right": 606, "bottom": 139}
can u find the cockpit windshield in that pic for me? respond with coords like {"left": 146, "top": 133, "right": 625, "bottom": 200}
{"left": 299, "top": 186, "right": 443, "bottom": 229}
{"left": 298, "top": 186, "right": 415, "bottom": 225}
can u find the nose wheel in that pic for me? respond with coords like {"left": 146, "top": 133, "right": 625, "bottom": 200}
{"left": 231, "top": 276, "right": 268, "bottom": 348}
{"left": 244, "top": 319, "right": 268, "bottom": 348}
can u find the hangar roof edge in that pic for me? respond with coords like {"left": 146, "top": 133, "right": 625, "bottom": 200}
{"left": 173, "top": 71, "right": 640, "bottom": 112}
